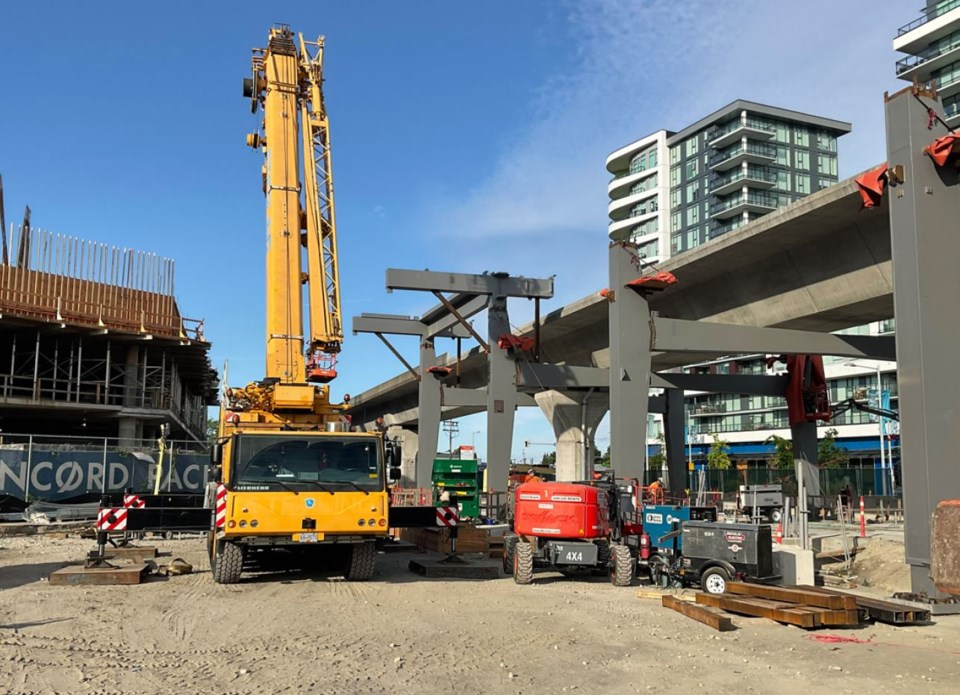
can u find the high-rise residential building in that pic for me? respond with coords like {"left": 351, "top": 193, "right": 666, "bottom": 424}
{"left": 895, "top": 0, "right": 960, "bottom": 125}
{"left": 605, "top": 101, "right": 851, "bottom": 263}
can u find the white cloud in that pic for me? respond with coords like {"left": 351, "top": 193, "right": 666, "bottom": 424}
{"left": 422, "top": 0, "right": 907, "bottom": 311}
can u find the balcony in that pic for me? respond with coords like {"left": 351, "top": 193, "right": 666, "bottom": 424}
{"left": 707, "top": 118, "right": 776, "bottom": 149}
{"left": 710, "top": 191, "right": 777, "bottom": 220}
{"left": 708, "top": 142, "right": 776, "bottom": 172}
{"left": 896, "top": 32, "right": 960, "bottom": 81}
{"left": 895, "top": 1, "right": 960, "bottom": 54}
{"left": 709, "top": 166, "right": 778, "bottom": 196}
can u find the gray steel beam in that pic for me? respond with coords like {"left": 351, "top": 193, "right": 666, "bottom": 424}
{"left": 386, "top": 268, "right": 554, "bottom": 299}
{"left": 424, "top": 294, "right": 489, "bottom": 340}
{"left": 517, "top": 363, "right": 609, "bottom": 390}
{"left": 652, "top": 373, "right": 789, "bottom": 396}
{"left": 651, "top": 318, "right": 896, "bottom": 361}
{"left": 440, "top": 387, "right": 487, "bottom": 408}
{"left": 791, "top": 421, "right": 821, "bottom": 499}
{"left": 420, "top": 292, "right": 482, "bottom": 325}
{"left": 352, "top": 313, "right": 471, "bottom": 339}
{"left": 486, "top": 297, "right": 518, "bottom": 491}
{"left": 608, "top": 242, "right": 650, "bottom": 481}
{"left": 885, "top": 86, "right": 960, "bottom": 596}
{"left": 664, "top": 389, "right": 687, "bottom": 494}
{"left": 416, "top": 339, "right": 441, "bottom": 488}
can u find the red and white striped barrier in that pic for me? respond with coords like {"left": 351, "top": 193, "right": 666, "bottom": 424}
{"left": 123, "top": 494, "right": 145, "bottom": 509}
{"left": 215, "top": 484, "right": 227, "bottom": 529}
{"left": 435, "top": 506, "right": 459, "bottom": 527}
{"left": 96, "top": 508, "right": 128, "bottom": 531}
{"left": 774, "top": 522, "right": 783, "bottom": 544}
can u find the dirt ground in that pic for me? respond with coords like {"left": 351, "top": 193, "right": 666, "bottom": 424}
{"left": 1, "top": 534, "right": 958, "bottom": 695}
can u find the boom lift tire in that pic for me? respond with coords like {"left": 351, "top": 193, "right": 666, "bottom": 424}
{"left": 610, "top": 543, "right": 634, "bottom": 587}
{"left": 345, "top": 541, "right": 377, "bottom": 581}
{"left": 503, "top": 534, "right": 518, "bottom": 575}
{"left": 213, "top": 540, "right": 244, "bottom": 584}
{"left": 513, "top": 541, "right": 534, "bottom": 585}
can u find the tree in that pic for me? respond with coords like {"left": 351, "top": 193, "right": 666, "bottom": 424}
{"left": 206, "top": 417, "right": 219, "bottom": 442}
{"left": 595, "top": 446, "right": 611, "bottom": 468}
{"left": 818, "top": 428, "right": 849, "bottom": 469}
{"left": 540, "top": 451, "right": 556, "bottom": 467}
{"left": 648, "top": 432, "right": 666, "bottom": 471}
{"left": 706, "top": 434, "right": 731, "bottom": 470}
{"left": 765, "top": 435, "right": 794, "bottom": 470}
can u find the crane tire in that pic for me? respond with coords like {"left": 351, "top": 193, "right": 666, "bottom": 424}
{"left": 346, "top": 542, "right": 377, "bottom": 581}
{"left": 513, "top": 541, "right": 534, "bottom": 585}
{"left": 213, "top": 540, "right": 244, "bottom": 584}
{"left": 610, "top": 543, "right": 634, "bottom": 587}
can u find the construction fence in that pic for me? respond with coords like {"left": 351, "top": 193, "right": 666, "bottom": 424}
{"left": 0, "top": 433, "right": 210, "bottom": 503}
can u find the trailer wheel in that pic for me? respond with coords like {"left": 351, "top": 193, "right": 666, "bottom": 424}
{"left": 502, "top": 534, "right": 518, "bottom": 575}
{"left": 513, "top": 541, "right": 534, "bottom": 585}
{"left": 700, "top": 566, "right": 730, "bottom": 595}
{"left": 212, "top": 540, "right": 244, "bottom": 584}
{"left": 345, "top": 542, "right": 377, "bottom": 581}
{"left": 610, "top": 543, "right": 634, "bottom": 587}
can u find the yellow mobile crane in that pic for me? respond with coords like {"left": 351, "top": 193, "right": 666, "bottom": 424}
{"left": 208, "top": 25, "right": 397, "bottom": 584}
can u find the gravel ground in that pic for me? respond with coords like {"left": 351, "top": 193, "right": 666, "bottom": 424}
{"left": 1, "top": 534, "right": 959, "bottom": 695}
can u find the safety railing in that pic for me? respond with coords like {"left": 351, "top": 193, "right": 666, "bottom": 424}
{"left": 898, "top": 0, "right": 960, "bottom": 36}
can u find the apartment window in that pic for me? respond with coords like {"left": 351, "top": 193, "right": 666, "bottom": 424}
{"left": 649, "top": 150, "right": 658, "bottom": 167}
{"left": 685, "top": 181, "right": 700, "bottom": 204}
{"left": 685, "top": 159, "right": 699, "bottom": 178}
{"left": 649, "top": 197, "right": 659, "bottom": 212}
{"left": 795, "top": 151, "right": 809, "bottom": 169}
{"left": 716, "top": 362, "right": 730, "bottom": 375}
{"left": 685, "top": 136, "right": 699, "bottom": 157}
{"left": 794, "top": 129, "right": 809, "bottom": 147}
{"left": 632, "top": 218, "right": 658, "bottom": 237}
{"left": 670, "top": 146, "right": 681, "bottom": 165}
{"left": 671, "top": 234, "right": 682, "bottom": 253}
{"left": 818, "top": 153, "right": 838, "bottom": 176}
{"left": 818, "top": 178, "right": 834, "bottom": 190}
{"left": 686, "top": 205, "right": 700, "bottom": 226}
{"left": 670, "top": 189, "right": 681, "bottom": 208}
{"left": 670, "top": 165, "right": 680, "bottom": 187}
{"left": 671, "top": 211, "right": 682, "bottom": 232}
{"left": 685, "top": 228, "right": 698, "bottom": 249}
{"left": 796, "top": 173, "right": 810, "bottom": 194}
{"left": 775, "top": 169, "right": 790, "bottom": 192}
{"left": 775, "top": 146, "right": 788, "bottom": 166}
{"left": 637, "top": 238, "right": 660, "bottom": 258}
{"left": 774, "top": 122, "right": 789, "bottom": 143}
{"left": 817, "top": 132, "right": 837, "bottom": 152}
{"left": 629, "top": 153, "right": 646, "bottom": 174}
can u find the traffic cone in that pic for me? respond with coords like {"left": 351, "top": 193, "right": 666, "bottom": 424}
{"left": 774, "top": 521, "right": 783, "bottom": 544}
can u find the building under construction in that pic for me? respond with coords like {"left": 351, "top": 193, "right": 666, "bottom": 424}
{"left": 0, "top": 221, "right": 217, "bottom": 445}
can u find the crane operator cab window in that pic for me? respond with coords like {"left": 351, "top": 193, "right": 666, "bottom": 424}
{"left": 232, "top": 436, "right": 383, "bottom": 492}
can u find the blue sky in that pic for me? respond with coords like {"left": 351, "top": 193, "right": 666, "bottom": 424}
{"left": 3, "top": 1, "right": 908, "bottom": 460}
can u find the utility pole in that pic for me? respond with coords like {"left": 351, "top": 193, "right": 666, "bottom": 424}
{"left": 442, "top": 419, "right": 460, "bottom": 457}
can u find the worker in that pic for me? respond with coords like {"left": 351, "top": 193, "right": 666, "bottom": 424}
{"left": 524, "top": 469, "right": 542, "bottom": 483}
{"left": 647, "top": 477, "right": 664, "bottom": 502}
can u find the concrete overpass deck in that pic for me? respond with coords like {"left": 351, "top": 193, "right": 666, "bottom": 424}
{"left": 349, "top": 169, "right": 891, "bottom": 428}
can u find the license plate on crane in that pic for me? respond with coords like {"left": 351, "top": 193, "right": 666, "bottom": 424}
{"left": 295, "top": 533, "right": 320, "bottom": 543}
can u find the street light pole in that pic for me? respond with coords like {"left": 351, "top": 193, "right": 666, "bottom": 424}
{"left": 874, "top": 365, "right": 888, "bottom": 496}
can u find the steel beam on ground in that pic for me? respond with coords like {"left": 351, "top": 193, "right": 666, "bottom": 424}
{"left": 885, "top": 85, "right": 960, "bottom": 597}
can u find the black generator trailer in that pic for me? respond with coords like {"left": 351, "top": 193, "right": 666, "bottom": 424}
{"left": 651, "top": 521, "right": 778, "bottom": 594}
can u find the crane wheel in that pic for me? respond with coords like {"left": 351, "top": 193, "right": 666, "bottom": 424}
{"left": 212, "top": 541, "right": 244, "bottom": 585}
{"left": 502, "top": 534, "right": 518, "bottom": 575}
{"left": 513, "top": 541, "right": 534, "bottom": 585}
{"left": 610, "top": 543, "right": 634, "bottom": 587}
{"left": 346, "top": 542, "right": 377, "bottom": 581}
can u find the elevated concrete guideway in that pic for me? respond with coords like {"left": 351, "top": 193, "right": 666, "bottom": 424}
{"left": 348, "top": 170, "right": 893, "bottom": 431}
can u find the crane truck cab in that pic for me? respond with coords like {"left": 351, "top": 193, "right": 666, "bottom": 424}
{"left": 208, "top": 426, "right": 398, "bottom": 584}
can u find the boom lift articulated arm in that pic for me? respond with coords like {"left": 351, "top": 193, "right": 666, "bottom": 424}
{"left": 830, "top": 397, "right": 900, "bottom": 423}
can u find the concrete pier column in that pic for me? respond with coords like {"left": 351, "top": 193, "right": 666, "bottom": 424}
{"left": 123, "top": 345, "right": 140, "bottom": 407}
{"left": 118, "top": 417, "right": 142, "bottom": 448}
{"left": 534, "top": 389, "right": 608, "bottom": 481}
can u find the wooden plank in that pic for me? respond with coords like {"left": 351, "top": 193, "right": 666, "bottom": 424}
{"left": 663, "top": 594, "right": 735, "bottom": 631}
{"left": 48, "top": 564, "right": 148, "bottom": 586}
{"left": 696, "top": 593, "right": 818, "bottom": 628}
{"left": 726, "top": 581, "right": 854, "bottom": 609}
{"left": 638, "top": 589, "right": 696, "bottom": 602}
